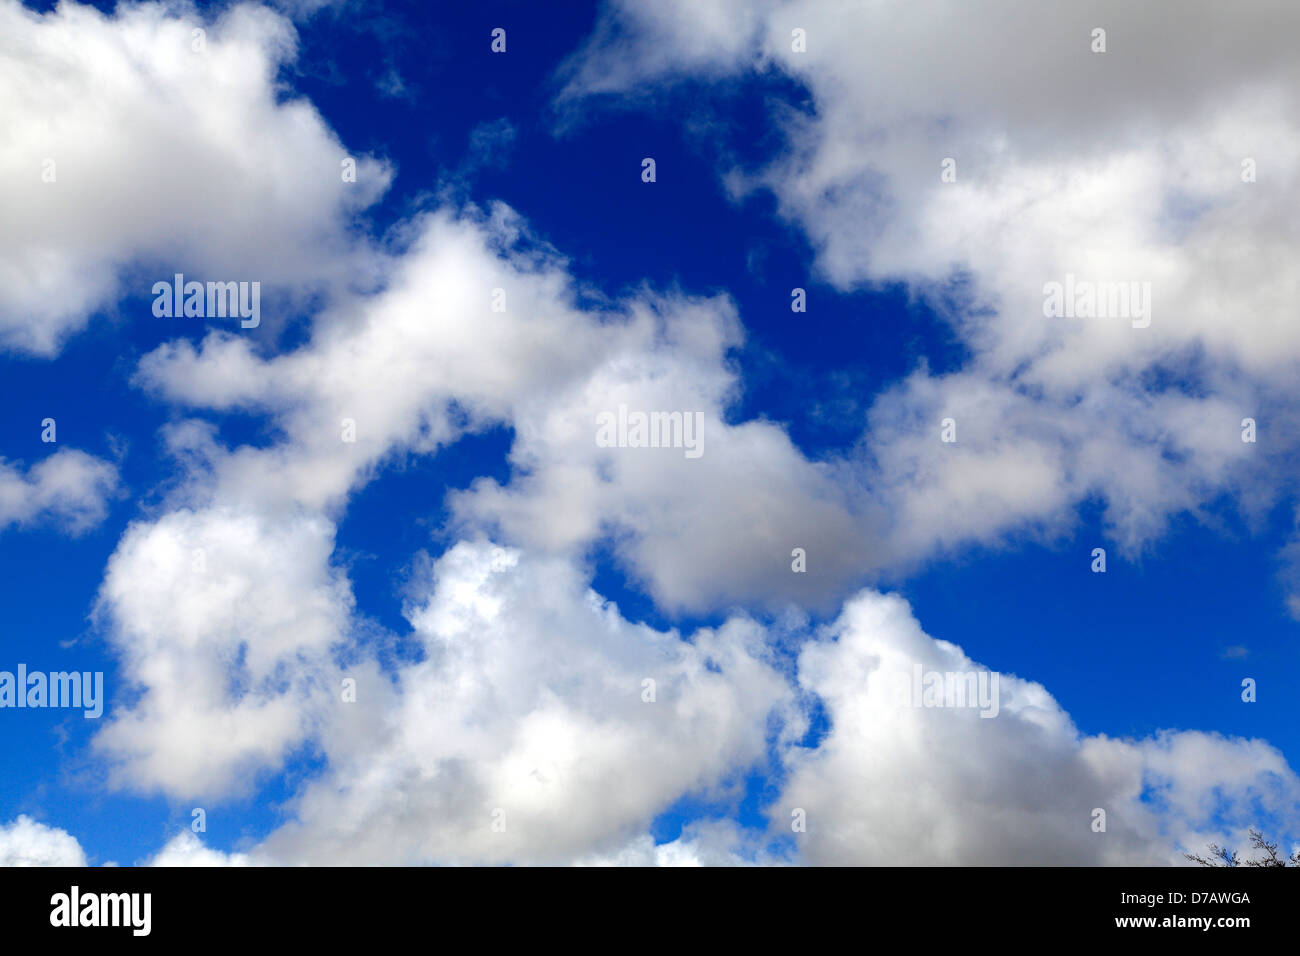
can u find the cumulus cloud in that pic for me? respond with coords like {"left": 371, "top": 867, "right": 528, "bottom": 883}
{"left": 86, "top": 201, "right": 851, "bottom": 811}
{"left": 0, "top": 449, "right": 120, "bottom": 534}
{"left": 778, "top": 591, "right": 1300, "bottom": 864}
{"left": 147, "top": 831, "right": 258, "bottom": 866}
{"left": 575, "top": 819, "right": 788, "bottom": 866}
{"left": 255, "top": 540, "right": 792, "bottom": 865}
{"left": 116, "top": 556, "right": 1296, "bottom": 866}
{"left": 95, "top": 194, "right": 1298, "bottom": 863}
{"left": 558, "top": 0, "right": 1300, "bottom": 582}
{"left": 21, "top": 546, "right": 1300, "bottom": 867}
{"left": 93, "top": 504, "right": 355, "bottom": 798}
{"left": 131, "top": 204, "right": 877, "bottom": 612}
{"left": 1, "top": 818, "right": 260, "bottom": 867}
{"left": 0, "top": 816, "right": 88, "bottom": 866}
{"left": 0, "top": 0, "right": 389, "bottom": 355}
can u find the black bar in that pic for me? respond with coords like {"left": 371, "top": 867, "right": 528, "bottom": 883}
{"left": 0, "top": 866, "right": 1288, "bottom": 942}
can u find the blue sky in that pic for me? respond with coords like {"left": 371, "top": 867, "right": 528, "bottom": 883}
{"left": 2, "top": 0, "right": 1298, "bottom": 866}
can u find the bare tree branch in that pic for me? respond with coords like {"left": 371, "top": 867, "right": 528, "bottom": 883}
{"left": 1186, "top": 828, "right": 1296, "bottom": 867}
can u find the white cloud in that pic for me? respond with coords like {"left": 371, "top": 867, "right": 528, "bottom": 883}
{"left": 90, "top": 199, "right": 863, "bottom": 846}
{"left": 255, "top": 540, "right": 793, "bottom": 865}
{"left": 1, "top": 818, "right": 260, "bottom": 867}
{"left": 147, "top": 831, "right": 257, "bottom": 866}
{"left": 0, "top": 815, "right": 88, "bottom": 866}
{"left": 778, "top": 590, "right": 1300, "bottom": 865}
{"left": 0, "top": 0, "right": 389, "bottom": 355}
{"left": 97, "top": 195, "right": 1298, "bottom": 862}
{"left": 0, "top": 449, "right": 120, "bottom": 534}
{"left": 93, "top": 504, "right": 354, "bottom": 798}
{"left": 112, "top": 557, "right": 1295, "bottom": 866}
{"left": 559, "top": 0, "right": 1300, "bottom": 582}
{"left": 133, "top": 204, "right": 876, "bottom": 612}
{"left": 555, "top": 0, "right": 777, "bottom": 104}
{"left": 575, "top": 819, "right": 787, "bottom": 866}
